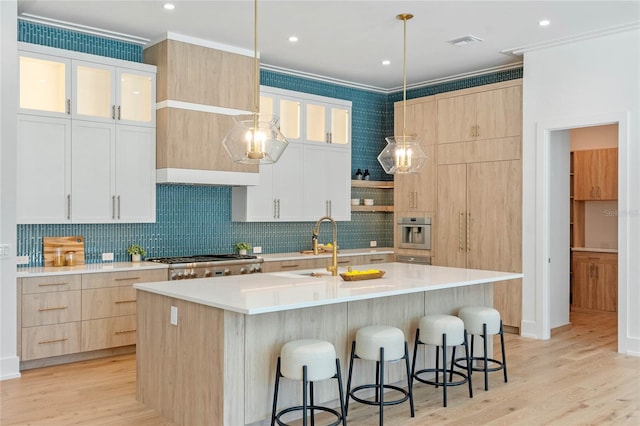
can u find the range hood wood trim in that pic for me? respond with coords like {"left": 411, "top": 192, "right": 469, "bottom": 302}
{"left": 157, "top": 168, "right": 259, "bottom": 186}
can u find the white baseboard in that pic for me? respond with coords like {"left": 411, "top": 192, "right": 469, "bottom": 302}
{"left": 1, "top": 355, "right": 21, "bottom": 380}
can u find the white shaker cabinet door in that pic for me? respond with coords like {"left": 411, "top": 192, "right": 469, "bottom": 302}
{"left": 114, "top": 125, "right": 156, "bottom": 222}
{"left": 17, "top": 114, "right": 72, "bottom": 223}
{"left": 71, "top": 120, "right": 116, "bottom": 223}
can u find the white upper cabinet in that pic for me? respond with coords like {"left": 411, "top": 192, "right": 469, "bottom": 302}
{"left": 17, "top": 43, "right": 157, "bottom": 224}
{"left": 232, "top": 87, "right": 352, "bottom": 222}
{"left": 19, "top": 52, "right": 71, "bottom": 118}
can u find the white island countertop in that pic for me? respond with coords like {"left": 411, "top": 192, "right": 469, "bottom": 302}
{"left": 134, "top": 262, "right": 523, "bottom": 315}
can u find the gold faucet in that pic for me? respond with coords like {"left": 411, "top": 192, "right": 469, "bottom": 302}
{"left": 312, "top": 216, "right": 338, "bottom": 276}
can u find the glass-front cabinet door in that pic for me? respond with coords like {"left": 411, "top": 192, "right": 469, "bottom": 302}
{"left": 73, "top": 61, "right": 115, "bottom": 123}
{"left": 117, "top": 69, "right": 155, "bottom": 126}
{"left": 19, "top": 52, "right": 70, "bottom": 117}
{"left": 260, "top": 92, "right": 301, "bottom": 142}
{"left": 330, "top": 105, "right": 350, "bottom": 145}
{"left": 306, "top": 101, "right": 350, "bottom": 145}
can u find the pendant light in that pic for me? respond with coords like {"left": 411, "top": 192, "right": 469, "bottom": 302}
{"left": 223, "top": 0, "right": 289, "bottom": 164}
{"left": 377, "top": 13, "right": 427, "bottom": 174}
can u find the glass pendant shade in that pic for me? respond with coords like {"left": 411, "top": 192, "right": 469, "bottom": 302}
{"left": 377, "top": 135, "right": 427, "bottom": 174}
{"left": 223, "top": 114, "right": 289, "bottom": 165}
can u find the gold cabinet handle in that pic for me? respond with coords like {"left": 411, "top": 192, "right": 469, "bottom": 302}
{"left": 38, "top": 338, "right": 68, "bottom": 345}
{"left": 459, "top": 212, "right": 465, "bottom": 251}
{"left": 337, "top": 260, "right": 351, "bottom": 264}
{"left": 115, "top": 329, "right": 136, "bottom": 335}
{"left": 281, "top": 264, "right": 300, "bottom": 269}
{"left": 115, "top": 277, "right": 141, "bottom": 281}
{"left": 38, "top": 306, "right": 68, "bottom": 312}
{"left": 467, "top": 212, "right": 471, "bottom": 252}
{"left": 66, "top": 99, "right": 71, "bottom": 115}
{"left": 369, "top": 257, "right": 384, "bottom": 262}
{"left": 114, "top": 299, "right": 136, "bottom": 304}
{"left": 38, "top": 282, "right": 69, "bottom": 287}
{"left": 476, "top": 125, "right": 480, "bottom": 137}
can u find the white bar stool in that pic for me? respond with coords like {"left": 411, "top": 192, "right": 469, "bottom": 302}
{"left": 455, "top": 306, "right": 508, "bottom": 391}
{"left": 411, "top": 314, "right": 473, "bottom": 407}
{"left": 345, "top": 325, "right": 414, "bottom": 425}
{"left": 271, "top": 339, "right": 346, "bottom": 426}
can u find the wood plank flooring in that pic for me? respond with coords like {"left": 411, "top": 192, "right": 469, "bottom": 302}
{"left": 1, "top": 311, "right": 638, "bottom": 425}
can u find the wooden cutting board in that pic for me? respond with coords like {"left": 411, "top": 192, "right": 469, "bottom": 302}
{"left": 43, "top": 236, "right": 85, "bottom": 266}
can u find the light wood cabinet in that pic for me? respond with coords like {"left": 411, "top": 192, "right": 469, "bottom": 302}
{"left": 261, "top": 253, "right": 394, "bottom": 273}
{"left": 573, "top": 148, "right": 618, "bottom": 200}
{"left": 393, "top": 96, "right": 437, "bottom": 214}
{"left": 19, "top": 268, "right": 166, "bottom": 364}
{"left": 572, "top": 252, "right": 617, "bottom": 312}
{"left": 436, "top": 83, "right": 522, "bottom": 144}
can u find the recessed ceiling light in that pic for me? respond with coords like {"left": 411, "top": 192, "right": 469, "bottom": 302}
{"left": 288, "top": 36, "right": 298, "bottom": 43}
{"left": 538, "top": 19, "right": 551, "bottom": 27}
{"left": 163, "top": 3, "right": 175, "bottom": 10}
{"left": 382, "top": 60, "right": 391, "bottom": 66}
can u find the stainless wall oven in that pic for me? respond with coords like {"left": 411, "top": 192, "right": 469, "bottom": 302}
{"left": 398, "top": 216, "right": 431, "bottom": 250}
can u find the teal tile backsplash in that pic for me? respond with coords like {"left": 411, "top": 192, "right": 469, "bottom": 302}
{"left": 17, "top": 21, "right": 521, "bottom": 265}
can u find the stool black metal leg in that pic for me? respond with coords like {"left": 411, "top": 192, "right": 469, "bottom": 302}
{"left": 470, "top": 334, "right": 475, "bottom": 374}
{"left": 449, "top": 346, "right": 457, "bottom": 382}
{"left": 435, "top": 346, "right": 440, "bottom": 388}
{"left": 302, "top": 365, "right": 308, "bottom": 426}
{"left": 345, "top": 340, "right": 356, "bottom": 416}
{"left": 464, "top": 330, "right": 473, "bottom": 398}
{"left": 335, "top": 359, "right": 347, "bottom": 426}
{"left": 375, "top": 360, "right": 380, "bottom": 403}
{"left": 271, "top": 357, "right": 281, "bottom": 426}
{"left": 482, "top": 323, "right": 489, "bottom": 391}
{"left": 404, "top": 341, "right": 415, "bottom": 417}
{"left": 310, "top": 379, "right": 315, "bottom": 426}
{"left": 442, "top": 333, "right": 448, "bottom": 408}
{"left": 500, "top": 320, "right": 508, "bottom": 383}
{"left": 411, "top": 328, "right": 420, "bottom": 382}
{"left": 379, "top": 347, "right": 385, "bottom": 426}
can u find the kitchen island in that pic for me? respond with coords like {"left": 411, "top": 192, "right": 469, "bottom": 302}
{"left": 134, "top": 262, "right": 522, "bottom": 426}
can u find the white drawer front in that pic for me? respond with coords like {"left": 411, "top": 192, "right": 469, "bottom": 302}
{"left": 22, "top": 291, "right": 82, "bottom": 327}
{"left": 81, "top": 315, "right": 137, "bottom": 352}
{"left": 22, "top": 322, "right": 81, "bottom": 361}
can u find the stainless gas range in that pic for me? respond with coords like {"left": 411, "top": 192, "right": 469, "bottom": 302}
{"left": 146, "top": 254, "right": 263, "bottom": 280}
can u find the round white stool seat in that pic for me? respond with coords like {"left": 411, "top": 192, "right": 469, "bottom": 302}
{"left": 355, "top": 325, "right": 405, "bottom": 361}
{"left": 280, "top": 339, "right": 337, "bottom": 382}
{"left": 458, "top": 306, "right": 501, "bottom": 335}
{"left": 419, "top": 315, "right": 465, "bottom": 347}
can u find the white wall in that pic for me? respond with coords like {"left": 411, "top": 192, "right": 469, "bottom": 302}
{"left": 0, "top": 0, "right": 20, "bottom": 379}
{"left": 522, "top": 27, "right": 639, "bottom": 355}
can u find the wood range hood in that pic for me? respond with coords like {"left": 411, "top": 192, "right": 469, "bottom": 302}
{"left": 144, "top": 32, "right": 259, "bottom": 186}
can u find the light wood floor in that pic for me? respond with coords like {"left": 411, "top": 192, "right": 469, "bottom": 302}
{"left": 1, "top": 311, "right": 638, "bottom": 425}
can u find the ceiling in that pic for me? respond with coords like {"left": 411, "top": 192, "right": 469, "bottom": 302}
{"left": 16, "top": 0, "right": 640, "bottom": 92}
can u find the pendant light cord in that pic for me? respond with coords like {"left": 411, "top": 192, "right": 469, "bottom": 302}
{"left": 402, "top": 15, "right": 407, "bottom": 141}
{"left": 253, "top": 0, "right": 259, "bottom": 130}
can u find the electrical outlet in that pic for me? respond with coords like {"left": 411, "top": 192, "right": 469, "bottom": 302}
{"left": 370, "top": 241, "right": 377, "bottom": 247}
{"left": 102, "top": 252, "right": 114, "bottom": 261}
{"left": 253, "top": 246, "right": 262, "bottom": 254}
{"left": 17, "top": 256, "right": 29, "bottom": 265}
{"left": 170, "top": 306, "right": 178, "bottom": 326}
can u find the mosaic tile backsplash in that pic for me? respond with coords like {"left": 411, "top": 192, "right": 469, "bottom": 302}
{"left": 17, "top": 21, "right": 521, "bottom": 265}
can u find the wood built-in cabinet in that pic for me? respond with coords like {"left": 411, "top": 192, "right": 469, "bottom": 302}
{"left": 232, "top": 87, "right": 352, "bottom": 222}
{"left": 395, "top": 80, "right": 523, "bottom": 330}
{"left": 572, "top": 252, "right": 617, "bottom": 312}
{"left": 18, "top": 269, "right": 166, "bottom": 366}
{"left": 261, "top": 253, "right": 394, "bottom": 273}
{"left": 144, "top": 37, "right": 258, "bottom": 182}
{"left": 573, "top": 148, "right": 618, "bottom": 200}
{"left": 17, "top": 43, "right": 157, "bottom": 224}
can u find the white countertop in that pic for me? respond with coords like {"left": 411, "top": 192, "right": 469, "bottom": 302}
{"left": 134, "top": 262, "right": 522, "bottom": 315}
{"left": 17, "top": 261, "right": 168, "bottom": 277}
{"left": 571, "top": 247, "right": 618, "bottom": 253}
{"left": 259, "top": 247, "right": 395, "bottom": 262}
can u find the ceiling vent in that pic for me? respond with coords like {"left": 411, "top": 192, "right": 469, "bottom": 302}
{"left": 448, "top": 35, "right": 484, "bottom": 46}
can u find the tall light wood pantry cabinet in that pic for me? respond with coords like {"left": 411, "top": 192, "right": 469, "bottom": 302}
{"left": 395, "top": 80, "right": 523, "bottom": 331}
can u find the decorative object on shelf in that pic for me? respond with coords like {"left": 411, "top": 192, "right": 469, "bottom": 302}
{"left": 364, "top": 198, "right": 375, "bottom": 206}
{"left": 222, "top": 0, "right": 289, "bottom": 164}
{"left": 127, "top": 244, "right": 147, "bottom": 262}
{"left": 355, "top": 168, "right": 363, "bottom": 180}
{"left": 235, "top": 242, "right": 252, "bottom": 255}
{"left": 351, "top": 198, "right": 361, "bottom": 205}
{"left": 363, "top": 169, "right": 370, "bottom": 180}
{"left": 377, "top": 13, "right": 427, "bottom": 175}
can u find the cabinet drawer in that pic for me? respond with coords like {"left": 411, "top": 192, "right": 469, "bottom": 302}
{"left": 81, "top": 315, "right": 137, "bottom": 352}
{"left": 82, "top": 269, "right": 167, "bottom": 289}
{"left": 21, "top": 275, "right": 82, "bottom": 294}
{"left": 22, "top": 290, "right": 81, "bottom": 327}
{"left": 364, "top": 254, "right": 394, "bottom": 264}
{"left": 82, "top": 286, "right": 137, "bottom": 320}
{"left": 22, "top": 322, "right": 81, "bottom": 361}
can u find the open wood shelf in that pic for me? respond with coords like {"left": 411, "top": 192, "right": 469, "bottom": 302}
{"left": 351, "top": 180, "right": 394, "bottom": 189}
